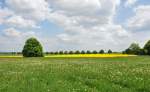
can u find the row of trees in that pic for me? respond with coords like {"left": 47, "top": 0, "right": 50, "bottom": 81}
{"left": 123, "top": 40, "right": 150, "bottom": 55}
{"left": 22, "top": 37, "right": 150, "bottom": 57}
{"left": 22, "top": 38, "right": 113, "bottom": 57}
{"left": 45, "top": 49, "right": 113, "bottom": 55}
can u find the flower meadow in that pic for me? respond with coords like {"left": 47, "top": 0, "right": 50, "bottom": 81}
{"left": 0, "top": 56, "right": 150, "bottom": 92}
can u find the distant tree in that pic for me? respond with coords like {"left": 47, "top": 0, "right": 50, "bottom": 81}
{"left": 124, "top": 43, "right": 141, "bottom": 55}
{"left": 75, "top": 50, "right": 80, "bottom": 54}
{"left": 59, "top": 51, "right": 64, "bottom": 54}
{"left": 86, "top": 50, "right": 91, "bottom": 54}
{"left": 108, "top": 49, "right": 112, "bottom": 54}
{"left": 69, "top": 51, "right": 74, "bottom": 54}
{"left": 81, "top": 50, "right": 86, "bottom": 54}
{"left": 64, "top": 51, "right": 68, "bottom": 54}
{"left": 22, "top": 37, "right": 44, "bottom": 57}
{"left": 50, "top": 52, "right": 54, "bottom": 54}
{"left": 45, "top": 52, "right": 49, "bottom": 54}
{"left": 92, "top": 50, "right": 98, "bottom": 54}
{"left": 99, "top": 50, "right": 105, "bottom": 54}
{"left": 144, "top": 40, "right": 150, "bottom": 55}
{"left": 54, "top": 51, "right": 59, "bottom": 54}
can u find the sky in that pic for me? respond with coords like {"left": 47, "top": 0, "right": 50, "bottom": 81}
{"left": 0, "top": 0, "right": 150, "bottom": 52}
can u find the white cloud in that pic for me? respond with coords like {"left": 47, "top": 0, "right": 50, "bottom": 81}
{"left": 2, "top": 28, "right": 21, "bottom": 37}
{"left": 0, "top": 28, "right": 37, "bottom": 52}
{"left": 47, "top": 0, "right": 130, "bottom": 51}
{"left": 127, "top": 5, "right": 150, "bottom": 31}
{"left": 5, "top": 15, "right": 39, "bottom": 29}
{"left": 2, "top": 0, "right": 149, "bottom": 52}
{"left": 0, "top": 8, "right": 12, "bottom": 24}
{"left": 125, "top": 0, "right": 137, "bottom": 7}
{"left": 2, "top": 27, "right": 36, "bottom": 38}
{"left": 6, "top": 0, "right": 50, "bottom": 22}
{"left": 48, "top": 0, "right": 101, "bottom": 16}
{"left": 0, "top": 0, "right": 50, "bottom": 29}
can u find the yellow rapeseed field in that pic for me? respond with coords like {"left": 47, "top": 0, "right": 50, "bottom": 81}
{"left": 0, "top": 54, "right": 136, "bottom": 58}
{"left": 45, "top": 54, "right": 136, "bottom": 58}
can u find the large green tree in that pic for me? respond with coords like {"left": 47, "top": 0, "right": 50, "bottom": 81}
{"left": 22, "top": 38, "right": 44, "bottom": 57}
{"left": 124, "top": 43, "right": 141, "bottom": 55}
{"left": 144, "top": 40, "right": 150, "bottom": 55}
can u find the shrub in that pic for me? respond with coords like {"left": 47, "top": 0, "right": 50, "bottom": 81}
{"left": 22, "top": 38, "right": 44, "bottom": 57}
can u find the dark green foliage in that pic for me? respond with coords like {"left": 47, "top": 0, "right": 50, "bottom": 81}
{"left": 54, "top": 52, "right": 59, "bottom": 54}
{"left": 92, "top": 50, "right": 98, "bottom": 54}
{"left": 99, "top": 50, "right": 105, "bottom": 54}
{"left": 59, "top": 51, "right": 64, "bottom": 54}
{"left": 69, "top": 51, "right": 74, "bottom": 54}
{"left": 139, "top": 49, "right": 146, "bottom": 55}
{"left": 22, "top": 38, "right": 44, "bottom": 57}
{"left": 64, "top": 51, "right": 68, "bottom": 54}
{"left": 144, "top": 40, "right": 150, "bottom": 55}
{"left": 45, "top": 52, "right": 49, "bottom": 55}
{"left": 124, "top": 43, "right": 141, "bottom": 55}
{"left": 108, "top": 49, "right": 112, "bottom": 54}
{"left": 81, "top": 50, "right": 85, "bottom": 54}
{"left": 50, "top": 52, "right": 54, "bottom": 54}
{"left": 86, "top": 50, "right": 91, "bottom": 54}
{"left": 75, "top": 50, "right": 80, "bottom": 54}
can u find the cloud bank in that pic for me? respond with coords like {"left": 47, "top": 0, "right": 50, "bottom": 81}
{"left": 0, "top": 0, "right": 150, "bottom": 52}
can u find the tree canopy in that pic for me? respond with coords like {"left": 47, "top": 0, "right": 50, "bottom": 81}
{"left": 144, "top": 40, "right": 150, "bottom": 55}
{"left": 22, "top": 38, "right": 44, "bottom": 57}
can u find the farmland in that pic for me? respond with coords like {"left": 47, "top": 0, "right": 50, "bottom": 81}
{"left": 0, "top": 56, "right": 150, "bottom": 92}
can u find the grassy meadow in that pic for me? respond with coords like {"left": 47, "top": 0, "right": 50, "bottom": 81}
{"left": 0, "top": 56, "right": 150, "bottom": 92}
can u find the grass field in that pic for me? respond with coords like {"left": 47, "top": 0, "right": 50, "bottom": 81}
{"left": 0, "top": 56, "right": 150, "bottom": 92}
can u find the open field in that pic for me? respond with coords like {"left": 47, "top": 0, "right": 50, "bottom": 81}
{"left": 0, "top": 56, "right": 150, "bottom": 92}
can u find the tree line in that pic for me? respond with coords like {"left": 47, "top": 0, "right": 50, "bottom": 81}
{"left": 45, "top": 49, "right": 113, "bottom": 55}
{"left": 123, "top": 40, "right": 150, "bottom": 55}
{"left": 19, "top": 38, "right": 150, "bottom": 57}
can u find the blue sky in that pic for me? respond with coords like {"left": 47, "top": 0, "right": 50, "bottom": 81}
{"left": 0, "top": 0, "right": 150, "bottom": 52}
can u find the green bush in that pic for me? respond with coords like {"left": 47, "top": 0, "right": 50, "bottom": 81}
{"left": 22, "top": 38, "right": 44, "bottom": 57}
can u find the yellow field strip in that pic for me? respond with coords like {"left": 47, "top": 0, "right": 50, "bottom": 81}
{"left": 0, "top": 56, "right": 23, "bottom": 58}
{"left": 45, "top": 54, "right": 137, "bottom": 58}
{"left": 0, "top": 54, "right": 136, "bottom": 58}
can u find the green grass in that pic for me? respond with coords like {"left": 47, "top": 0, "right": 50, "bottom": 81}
{"left": 0, "top": 56, "right": 150, "bottom": 92}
